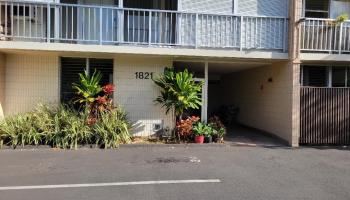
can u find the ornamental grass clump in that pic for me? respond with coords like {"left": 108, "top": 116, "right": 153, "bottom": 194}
{"left": 0, "top": 104, "right": 131, "bottom": 149}
{"left": 0, "top": 69, "right": 131, "bottom": 149}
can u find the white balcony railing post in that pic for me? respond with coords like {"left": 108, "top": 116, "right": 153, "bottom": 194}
{"left": 47, "top": 3, "right": 51, "bottom": 43}
{"left": 195, "top": 13, "right": 198, "bottom": 48}
{"left": 283, "top": 18, "right": 287, "bottom": 52}
{"left": 239, "top": 16, "right": 243, "bottom": 51}
{"left": 99, "top": 7, "right": 103, "bottom": 45}
{"left": 338, "top": 22, "right": 343, "bottom": 54}
{"left": 148, "top": 11, "right": 152, "bottom": 45}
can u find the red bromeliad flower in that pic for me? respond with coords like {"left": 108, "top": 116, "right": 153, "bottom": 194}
{"left": 102, "top": 84, "right": 115, "bottom": 95}
{"left": 96, "top": 96, "right": 107, "bottom": 104}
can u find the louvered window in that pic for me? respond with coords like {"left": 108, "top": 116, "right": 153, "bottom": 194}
{"left": 60, "top": 57, "right": 113, "bottom": 103}
{"left": 302, "top": 66, "right": 329, "bottom": 87}
{"left": 332, "top": 67, "right": 347, "bottom": 87}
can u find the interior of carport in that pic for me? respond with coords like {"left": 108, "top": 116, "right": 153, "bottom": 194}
{"left": 174, "top": 60, "right": 291, "bottom": 146}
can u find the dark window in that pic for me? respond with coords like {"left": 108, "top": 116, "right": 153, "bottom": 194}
{"left": 124, "top": 0, "right": 177, "bottom": 10}
{"left": 60, "top": 58, "right": 113, "bottom": 103}
{"left": 304, "top": 0, "right": 329, "bottom": 18}
{"left": 302, "top": 66, "right": 328, "bottom": 87}
{"left": 332, "top": 67, "right": 346, "bottom": 87}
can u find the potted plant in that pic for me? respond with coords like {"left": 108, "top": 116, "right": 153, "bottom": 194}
{"left": 213, "top": 127, "right": 225, "bottom": 143}
{"left": 204, "top": 124, "right": 213, "bottom": 143}
{"left": 192, "top": 122, "right": 206, "bottom": 144}
{"left": 209, "top": 116, "right": 227, "bottom": 143}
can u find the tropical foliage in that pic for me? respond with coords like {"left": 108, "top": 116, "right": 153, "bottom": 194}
{"left": 208, "top": 116, "right": 227, "bottom": 138}
{"left": 73, "top": 70, "right": 115, "bottom": 125}
{"left": 176, "top": 116, "right": 200, "bottom": 141}
{"left": 0, "top": 69, "right": 130, "bottom": 149}
{"left": 192, "top": 121, "right": 213, "bottom": 136}
{"left": 0, "top": 104, "right": 131, "bottom": 149}
{"left": 153, "top": 68, "right": 202, "bottom": 118}
{"left": 73, "top": 70, "right": 103, "bottom": 105}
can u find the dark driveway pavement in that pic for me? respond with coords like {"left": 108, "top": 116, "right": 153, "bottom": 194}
{"left": 0, "top": 146, "right": 349, "bottom": 200}
{"left": 224, "top": 125, "right": 288, "bottom": 147}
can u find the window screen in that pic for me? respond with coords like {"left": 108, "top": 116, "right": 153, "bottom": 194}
{"left": 302, "top": 66, "right": 328, "bottom": 87}
{"left": 60, "top": 57, "right": 113, "bottom": 103}
{"left": 304, "top": 0, "right": 330, "bottom": 18}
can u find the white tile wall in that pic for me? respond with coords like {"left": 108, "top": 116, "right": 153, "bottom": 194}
{"left": 5, "top": 54, "right": 59, "bottom": 115}
{"left": 0, "top": 53, "right": 5, "bottom": 119}
{"left": 114, "top": 56, "right": 174, "bottom": 137}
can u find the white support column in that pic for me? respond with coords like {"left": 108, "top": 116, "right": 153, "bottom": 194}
{"left": 118, "top": 0, "right": 124, "bottom": 43}
{"left": 201, "top": 62, "right": 208, "bottom": 122}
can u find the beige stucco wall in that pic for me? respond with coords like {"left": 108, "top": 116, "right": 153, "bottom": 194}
{"left": 221, "top": 62, "right": 293, "bottom": 144}
{"left": 114, "top": 55, "right": 174, "bottom": 137}
{"left": 4, "top": 54, "right": 59, "bottom": 116}
{"left": 0, "top": 53, "right": 5, "bottom": 119}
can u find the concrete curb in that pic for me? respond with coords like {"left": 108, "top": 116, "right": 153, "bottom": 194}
{"left": 0, "top": 142, "right": 291, "bottom": 151}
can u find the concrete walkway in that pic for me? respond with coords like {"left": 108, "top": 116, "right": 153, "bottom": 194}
{"left": 224, "top": 125, "right": 287, "bottom": 147}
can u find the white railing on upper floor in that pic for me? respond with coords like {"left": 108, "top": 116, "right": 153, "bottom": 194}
{"left": 300, "top": 18, "right": 350, "bottom": 54}
{"left": 0, "top": 1, "right": 289, "bottom": 52}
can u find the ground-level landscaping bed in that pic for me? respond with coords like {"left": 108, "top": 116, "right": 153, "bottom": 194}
{"left": 0, "top": 68, "right": 230, "bottom": 149}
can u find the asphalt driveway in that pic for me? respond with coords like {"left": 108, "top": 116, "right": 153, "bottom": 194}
{"left": 0, "top": 146, "right": 349, "bottom": 200}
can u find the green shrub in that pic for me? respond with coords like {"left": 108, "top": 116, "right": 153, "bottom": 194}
{"left": 0, "top": 104, "right": 131, "bottom": 149}
{"left": 93, "top": 109, "right": 131, "bottom": 149}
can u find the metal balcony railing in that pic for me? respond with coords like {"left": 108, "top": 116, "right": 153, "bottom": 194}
{"left": 300, "top": 18, "right": 350, "bottom": 54}
{"left": 0, "top": 1, "right": 289, "bottom": 51}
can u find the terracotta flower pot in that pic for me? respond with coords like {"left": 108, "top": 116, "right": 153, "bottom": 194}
{"left": 194, "top": 135, "right": 204, "bottom": 144}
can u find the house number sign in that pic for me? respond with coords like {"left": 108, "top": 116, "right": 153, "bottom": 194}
{"left": 135, "top": 72, "right": 154, "bottom": 79}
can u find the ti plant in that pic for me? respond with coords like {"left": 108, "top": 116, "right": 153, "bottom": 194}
{"left": 73, "top": 69, "right": 102, "bottom": 105}
{"left": 153, "top": 68, "right": 202, "bottom": 141}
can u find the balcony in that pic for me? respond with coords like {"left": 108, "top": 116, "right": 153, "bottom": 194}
{"left": 0, "top": 1, "right": 289, "bottom": 52}
{"left": 300, "top": 18, "right": 350, "bottom": 54}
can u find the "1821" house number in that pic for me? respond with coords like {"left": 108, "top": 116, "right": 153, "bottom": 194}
{"left": 135, "top": 72, "right": 154, "bottom": 79}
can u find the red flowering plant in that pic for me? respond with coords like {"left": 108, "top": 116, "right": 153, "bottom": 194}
{"left": 73, "top": 70, "right": 116, "bottom": 125}
{"left": 102, "top": 84, "right": 115, "bottom": 95}
{"left": 176, "top": 116, "right": 200, "bottom": 142}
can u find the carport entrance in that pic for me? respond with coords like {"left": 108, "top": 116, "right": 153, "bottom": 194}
{"left": 174, "top": 60, "right": 289, "bottom": 146}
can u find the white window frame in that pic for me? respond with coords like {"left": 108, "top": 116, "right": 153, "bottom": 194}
{"left": 302, "top": 65, "right": 350, "bottom": 88}
{"left": 303, "top": 0, "right": 331, "bottom": 18}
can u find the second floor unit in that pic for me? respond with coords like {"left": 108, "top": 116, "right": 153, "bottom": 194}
{"left": 300, "top": 0, "right": 350, "bottom": 55}
{"left": 0, "top": 0, "right": 290, "bottom": 54}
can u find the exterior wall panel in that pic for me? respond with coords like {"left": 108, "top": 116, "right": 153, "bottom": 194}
{"left": 0, "top": 53, "right": 5, "bottom": 119}
{"left": 114, "top": 56, "right": 174, "bottom": 137}
{"left": 4, "top": 54, "right": 59, "bottom": 116}
{"left": 237, "top": 0, "right": 289, "bottom": 17}
{"left": 221, "top": 62, "right": 293, "bottom": 143}
{"left": 179, "top": 0, "right": 233, "bottom": 14}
